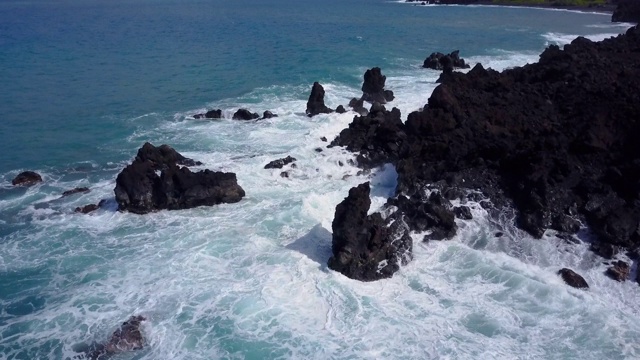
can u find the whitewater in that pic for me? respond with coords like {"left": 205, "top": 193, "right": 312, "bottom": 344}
{"left": 1, "top": 1, "right": 638, "bottom": 358}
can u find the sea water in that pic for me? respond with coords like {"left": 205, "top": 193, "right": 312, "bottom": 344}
{"left": 0, "top": 0, "right": 637, "bottom": 358}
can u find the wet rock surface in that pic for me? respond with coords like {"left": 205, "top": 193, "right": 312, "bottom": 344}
{"left": 264, "top": 156, "right": 296, "bottom": 169}
{"left": 361, "top": 67, "right": 395, "bottom": 104}
{"left": 114, "top": 143, "right": 245, "bottom": 214}
{"left": 558, "top": 268, "right": 589, "bottom": 289}
{"left": 329, "top": 182, "right": 412, "bottom": 281}
{"left": 12, "top": 171, "right": 42, "bottom": 186}
{"left": 232, "top": 109, "right": 260, "bottom": 120}
{"left": 80, "top": 315, "right": 146, "bottom": 360}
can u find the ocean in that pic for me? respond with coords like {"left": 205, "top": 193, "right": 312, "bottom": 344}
{"left": 0, "top": 0, "right": 637, "bottom": 358}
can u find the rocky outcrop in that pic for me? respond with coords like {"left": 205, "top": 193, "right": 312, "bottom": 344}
{"left": 336, "top": 105, "right": 346, "bottom": 114}
{"left": 558, "top": 268, "right": 589, "bottom": 289}
{"left": 135, "top": 142, "right": 202, "bottom": 169}
{"left": 193, "top": 109, "right": 222, "bottom": 119}
{"left": 332, "top": 26, "right": 640, "bottom": 263}
{"left": 232, "top": 109, "right": 260, "bottom": 120}
{"left": 330, "top": 103, "right": 406, "bottom": 168}
{"left": 75, "top": 204, "right": 99, "bottom": 214}
{"left": 329, "top": 182, "right": 412, "bottom": 281}
{"left": 423, "top": 50, "right": 471, "bottom": 71}
{"left": 84, "top": 315, "right": 146, "bottom": 360}
{"left": 612, "top": 0, "right": 640, "bottom": 23}
{"left": 306, "top": 82, "right": 333, "bottom": 116}
{"left": 361, "top": 67, "right": 394, "bottom": 104}
{"left": 114, "top": 144, "right": 244, "bottom": 214}
{"left": 12, "top": 171, "right": 42, "bottom": 186}
{"left": 264, "top": 156, "right": 296, "bottom": 169}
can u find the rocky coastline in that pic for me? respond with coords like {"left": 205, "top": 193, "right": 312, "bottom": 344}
{"left": 326, "top": 25, "right": 640, "bottom": 283}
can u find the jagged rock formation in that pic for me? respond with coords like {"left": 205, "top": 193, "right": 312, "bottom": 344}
{"left": 12, "top": 171, "right": 42, "bottom": 186}
{"left": 332, "top": 26, "right": 640, "bottom": 261}
{"left": 330, "top": 102, "right": 406, "bottom": 167}
{"left": 114, "top": 143, "right": 244, "bottom": 214}
{"left": 361, "top": 67, "right": 395, "bottom": 104}
{"left": 558, "top": 268, "right": 589, "bottom": 289}
{"left": 329, "top": 182, "right": 412, "bottom": 281}
{"left": 135, "top": 142, "right": 202, "bottom": 169}
{"left": 306, "top": 82, "right": 333, "bottom": 116}
{"left": 423, "top": 50, "right": 471, "bottom": 71}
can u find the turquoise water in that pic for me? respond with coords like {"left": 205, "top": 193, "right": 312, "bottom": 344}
{"left": 1, "top": 0, "right": 638, "bottom": 358}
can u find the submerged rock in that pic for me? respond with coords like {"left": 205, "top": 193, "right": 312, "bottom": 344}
{"left": 75, "top": 203, "right": 99, "bottom": 214}
{"left": 361, "top": 67, "right": 394, "bottom": 104}
{"left": 558, "top": 268, "right": 589, "bottom": 289}
{"left": 12, "top": 171, "right": 42, "bottom": 186}
{"left": 261, "top": 110, "right": 278, "bottom": 119}
{"left": 306, "top": 82, "right": 333, "bottom": 116}
{"left": 83, "top": 315, "right": 146, "bottom": 360}
{"left": 329, "top": 182, "right": 412, "bottom": 281}
{"left": 264, "top": 156, "right": 296, "bottom": 169}
{"left": 62, "top": 187, "right": 90, "bottom": 197}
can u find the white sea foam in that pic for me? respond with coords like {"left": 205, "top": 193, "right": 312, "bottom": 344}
{"left": 3, "top": 29, "right": 640, "bottom": 360}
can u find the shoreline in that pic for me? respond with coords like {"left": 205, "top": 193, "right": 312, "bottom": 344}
{"left": 404, "top": 0, "right": 616, "bottom": 15}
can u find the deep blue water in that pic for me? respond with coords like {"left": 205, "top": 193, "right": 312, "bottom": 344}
{"left": 1, "top": 1, "right": 637, "bottom": 359}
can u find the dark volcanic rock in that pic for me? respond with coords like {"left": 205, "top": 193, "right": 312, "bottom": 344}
{"left": 558, "top": 268, "right": 589, "bottom": 289}
{"left": 194, "top": 109, "right": 222, "bottom": 119}
{"left": 306, "top": 82, "right": 333, "bottom": 116}
{"left": 264, "top": 156, "right": 296, "bottom": 169}
{"left": 348, "top": 97, "right": 369, "bottom": 116}
{"left": 115, "top": 144, "right": 244, "bottom": 214}
{"left": 606, "top": 260, "right": 631, "bottom": 282}
{"left": 232, "top": 109, "right": 260, "bottom": 120}
{"left": 331, "top": 104, "right": 406, "bottom": 169}
{"left": 328, "top": 182, "right": 412, "bottom": 281}
{"left": 613, "top": 0, "right": 640, "bottom": 23}
{"left": 332, "top": 26, "right": 640, "bottom": 258}
{"left": 261, "top": 111, "right": 277, "bottom": 119}
{"left": 361, "top": 67, "right": 394, "bottom": 104}
{"left": 454, "top": 206, "right": 473, "bottom": 220}
{"left": 115, "top": 162, "right": 245, "bottom": 214}
{"left": 423, "top": 50, "right": 471, "bottom": 71}
{"left": 62, "top": 187, "right": 90, "bottom": 197}
{"left": 387, "top": 191, "right": 457, "bottom": 241}
{"left": 336, "top": 105, "right": 346, "bottom": 114}
{"left": 85, "top": 315, "right": 146, "bottom": 360}
{"left": 12, "top": 171, "right": 42, "bottom": 186}
{"left": 135, "top": 142, "right": 202, "bottom": 170}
